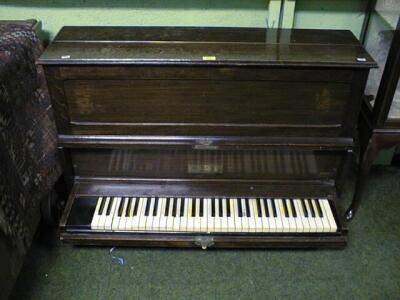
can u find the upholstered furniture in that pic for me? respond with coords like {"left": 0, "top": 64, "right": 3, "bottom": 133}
{"left": 0, "top": 20, "right": 61, "bottom": 299}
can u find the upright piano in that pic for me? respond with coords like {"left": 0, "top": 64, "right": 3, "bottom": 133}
{"left": 38, "top": 26, "right": 376, "bottom": 249}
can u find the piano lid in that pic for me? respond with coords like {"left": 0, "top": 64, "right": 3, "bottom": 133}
{"left": 38, "top": 26, "right": 377, "bottom": 68}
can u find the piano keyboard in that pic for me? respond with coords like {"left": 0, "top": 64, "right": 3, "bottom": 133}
{"left": 90, "top": 197, "right": 337, "bottom": 233}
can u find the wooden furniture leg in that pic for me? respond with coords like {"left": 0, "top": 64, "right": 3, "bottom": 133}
{"left": 345, "top": 136, "right": 378, "bottom": 221}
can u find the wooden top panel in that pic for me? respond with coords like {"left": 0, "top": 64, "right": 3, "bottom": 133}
{"left": 38, "top": 27, "right": 376, "bottom": 68}
{"left": 54, "top": 26, "right": 358, "bottom": 45}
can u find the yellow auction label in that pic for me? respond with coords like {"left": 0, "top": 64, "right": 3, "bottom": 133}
{"left": 202, "top": 56, "right": 216, "bottom": 61}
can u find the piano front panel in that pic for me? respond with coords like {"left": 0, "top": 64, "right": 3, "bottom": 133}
{"left": 45, "top": 66, "right": 359, "bottom": 137}
{"left": 70, "top": 148, "right": 343, "bottom": 181}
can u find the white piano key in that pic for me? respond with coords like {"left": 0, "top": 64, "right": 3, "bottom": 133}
{"left": 152, "top": 197, "right": 162, "bottom": 231}
{"left": 105, "top": 197, "right": 118, "bottom": 230}
{"left": 248, "top": 199, "right": 257, "bottom": 232}
{"left": 180, "top": 198, "right": 189, "bottom": 232}
{"left": 293, "top": 199, "right": 306, "bottom": 233}
{"left": 221, "top": 198, "right": 229, "bottom": 231}
{"left": 259, "top": 199, "right": 269, "bottom": 232}
{"left": 130, "top": 197, "right": 141, "bottom": 230}
{"left": 207, "top": 198, "right": 214, "bottom": 233}
{"left": 126, "top": 197, "right": 136, "bottom": 230}
{"left": 98, "top": 196, "right": 110, "bottom": 230}
{"left": 318, "top": 199, "right": 331, "bottom": 232}
{"left": 214, "top": 198, "right": 222, "bottom": 232}
{"left": 145, "top": 197, "right": 155, "bottom": 230}
{"left": 187, "top": 198, "right": 194, "bottom": 231}
{"left": 290, "top": 199, "right": 303, "bottom": 233}
{"left": 311, "top": 199, "right": 324, "bottom": 232}
{"left": 200, "top": 198, "right": 208, "bottom": 232}
{"left": 138, "top": 197, "right": 148, "bottom": 230}
{"left": 133, "top": 197, "right": 143, "bottom": 230}
{"left": 267, "top": 199, "right": 277, "bottom": 232}
{"left": 253, "top": 199, "right": 263, "bottom": 232}
{"left": 240, "top": 198, "right": 249, "bottom": 232}
{"left": 231, "top": 198, "right": 240, "bottom": 232}
{"left": 276, "top": 199, "right": 289, "bottom": 232}
{"left": 227, "top": 198, "right": 235, "bottom": 232}
{"left": 90, "top": 197, "right": 103, "bottom": 230}
{"left": 173, "top": 198, "right": 182, "bottom": 232}
{"left": 118, "top": 197, "right": 129, "bottom": 230}
{"left": 285, "top": 199, "right": 297, "bottom": 233}
{"left": 297, "top": 199, "right": 310, "bottom": 233}
{"left": 304, "top": 199, "right": 317, "bottom": 232}
{"left": 111, "top": 197, "right": 122, "bottom": 230}
{"left": 321, "top": 199, "right": 337, "bottom": 232}
{"left": 194, "top": 198, "right": 201, "bottom": 232}
{"left": 159, "top": 198, "right": 167, "bottom": 231}
{"left": 166, "top": 198, "right": 174, "bottom": 231}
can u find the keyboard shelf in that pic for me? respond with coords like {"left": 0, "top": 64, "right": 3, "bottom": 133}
{"left": 60, "top": 181, "right": 348, "bottom": 249}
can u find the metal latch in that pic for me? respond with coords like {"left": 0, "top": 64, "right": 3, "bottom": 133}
{"left": 194, "top": 236, "right": 214, "bottom": 250}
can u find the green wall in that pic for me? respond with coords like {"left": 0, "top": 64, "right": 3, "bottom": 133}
{"left": 0, "top": 0, "right": 368, "bottom": 41}
{"left": 0, "top": 0, "right": 269, "bottom": 41}
{"left": 294, "top": 0, "right": 366, "bottom": 38}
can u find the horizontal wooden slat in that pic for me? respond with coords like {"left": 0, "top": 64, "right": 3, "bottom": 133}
{"left": 55, "top": 66, "right": 355, "bottom": 83}
{"left": 54, "top": 27, "right": 360, "bottom": 45}
{"left": 39, "top": 42, "right": 375, "bottom": 67}
{"left": 58, "top": 135, "right": 354, "bottom": 149}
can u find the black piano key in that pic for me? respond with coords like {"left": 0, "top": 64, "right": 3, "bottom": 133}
{"left": 301, "top": 199, "right": 308, "bottom": 217}
{"left": 211, "top": 198, "right": 216, "bottom": 217}
{"left": 226, "top": 199, "right": 231, "bottom": 217}
{"left": 180, "top": 199, "right": 185, "bottom": 217}
{"left": 165, "top": 198, "right": 170, "bottom": 216}
{"left": 245, "top": 198, "right": 251, "bottom": 217}
{"left": 316, "top": 199, "right": 324, "bottom": 217}
{"left": 219, "top": 198, "right": 223, "bottom": 217}
{"left": 172, "top": 198, "right": 177, "bottom": 217}
{"left": 309, "top": 199, "right": 316, "bottom": 217}
{"left": 237, "top": 199, "right": 243, "bottom": 217}
{"left": 200, "top": 198, "right": 204, "bottom": 217}
{"left": 144, "top": 197, "right": 151, "bottom": 216}
{"left": 153, "top": 197, "right": 159, "bottom": 216}
{"left": 118, "top": 198, "right": 125, "bottom": 217}
{"left": 256, "top": 199, "right": 262, "bottom": 217}
{"left": 290, "top": 199, "right": 297, "bottom": 218}
{"left": 282, "top": 199, "right": 289, "bottom": 218}
{"left": 133, "top": 198, "right": 139, "bottom": 216}
{"left": 98, "top": 197, "right": 105, "bottom": 215}
{"left": 263, "top": 199, "right": 270, "bottom": 217}
{"left": 271, "top": 199, "right": 277, "bottom": 218}
{"left": 126, "top": 198, "right": 132, "bottom": 217}
{"left": 192, "top": 198, "right": 197, "bottom": 217}
{"left": 106, "top": 197, "right": 114, "bottom": 215}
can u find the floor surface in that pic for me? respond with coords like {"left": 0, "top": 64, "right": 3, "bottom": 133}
{"left": 10, "top": 166, "right": 400, "bottom": 299}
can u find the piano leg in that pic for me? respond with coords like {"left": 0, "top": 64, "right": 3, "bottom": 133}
{"left": 345, "top": 137, "right": 377, "bottom": 221}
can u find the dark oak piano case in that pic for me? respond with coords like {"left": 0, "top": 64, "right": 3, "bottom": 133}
{"left": 38, "top": 26, "right": 376, "bottom": 249}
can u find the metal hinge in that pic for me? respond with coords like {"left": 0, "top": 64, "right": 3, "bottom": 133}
{"left": 194, "top": 236, "right": 214, "bottom": 250}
